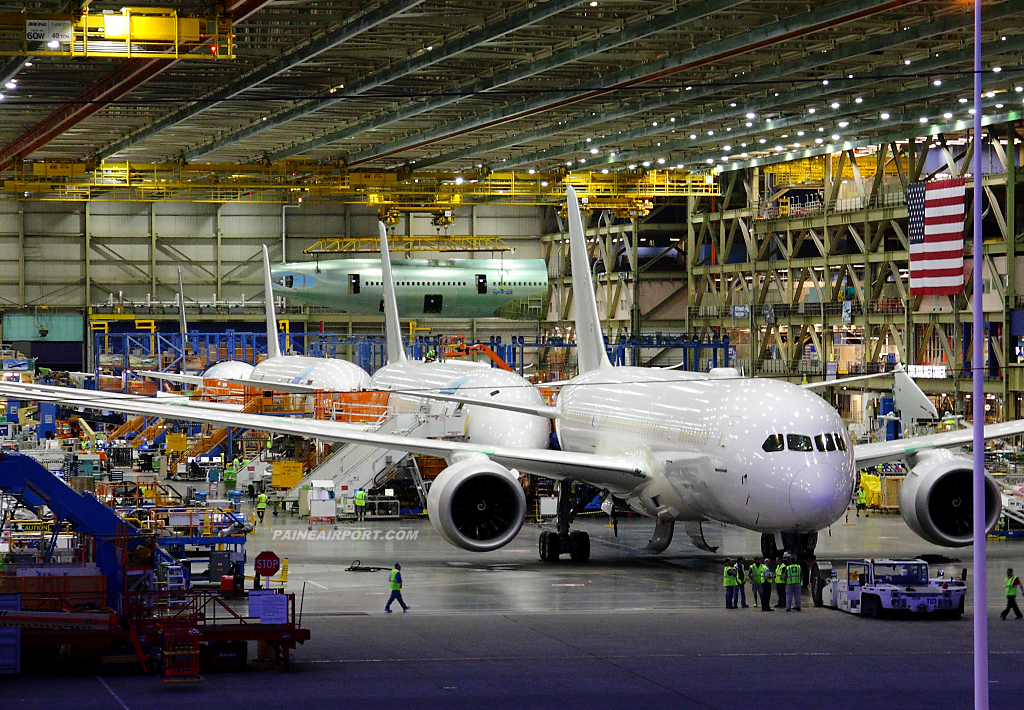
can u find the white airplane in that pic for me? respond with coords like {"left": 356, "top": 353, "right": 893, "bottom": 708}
{"left": 0, "top": 188, "right": 1009, "bottom": 579}
{"left": 142, "top": 247, "right": 370, "bottom": 394}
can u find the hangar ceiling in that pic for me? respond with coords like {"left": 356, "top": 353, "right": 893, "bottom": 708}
{"left": 0, "top": 0, "right": 1019, "bottom": 176}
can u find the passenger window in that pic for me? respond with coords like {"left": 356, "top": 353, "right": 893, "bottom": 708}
{"left": 761, "top": 434, "right": 784, "bottom": 452}
{"left": 814, "top": 435, "right": 826, "bottom": 452}
{"left": 787, "top": 434, "right": 813, "bottom": 452}
{"left": 835, "top": 433, "right": 847, "bottom": 452}
{"left": 824, "top": 433, "right": 837, "bottom": 451}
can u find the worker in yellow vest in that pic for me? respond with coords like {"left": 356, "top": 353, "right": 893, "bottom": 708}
{"left": 855, "top": 486, "right": 867, "bottom": 517}
{"left": 256, "top": 491, "right": 268, "bottom": 523}
{"left": 354, "top": 489, "right": 367, "bottom": 521}
{"left": 759, "top": 558, "right": 774, "bottom": 612}
{"left": 723, "top": 558, "right": 739, "bottom": 609}
{"left": 1001, "top": 568, "right": 1023, "bottom": 620}
{"left": 786, "top": 559, "right": 803, "bottom": 611}
{"left": 749, "top": 559, "right": 765, "bottom": 608}
{"left": 774, "top": 558, "right": 788, "bottom": 609}
{"left": 385, "top": 562, "right": 410, "bottom": 613}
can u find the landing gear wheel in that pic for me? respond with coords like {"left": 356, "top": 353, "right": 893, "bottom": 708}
{"left": 760, "top": 533, "right": 779, "bottom": 560}
{"left": 569, "top": 531, "right": 590, "bottom": 562}
{"left": 809, "top": 563, "right": 824, "bottom": 608}
{"left": 539, "top": 531, "right": 561, "bottom": 562}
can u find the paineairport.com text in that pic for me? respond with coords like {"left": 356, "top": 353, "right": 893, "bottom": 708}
{"left": 271, "top": 529, "right": 420, "bottom": 541}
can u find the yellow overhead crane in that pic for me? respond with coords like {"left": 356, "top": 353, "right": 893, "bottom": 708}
{"left": 0, "top": 7, "right": 234, "bottom": 60}
{"left": 4, "top": 161, "right": 721, "bottom": 216}
{"left": 763, "top": 152, "right": 909, "bottom": 188}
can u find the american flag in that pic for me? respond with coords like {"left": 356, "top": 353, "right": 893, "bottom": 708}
{"left": 907, "top": 177, "right": 966, "bottom": 295}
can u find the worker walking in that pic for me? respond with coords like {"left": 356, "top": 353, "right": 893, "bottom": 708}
{"left": 855, "top": 486, "right": 867, "bottom": 517}
{"left": 734, "top": 558, "right": 749, "bottom": 608}
{"left": 760, "top": 558, "right": 774, "bottom": 612}
{"left": 1001, "top": 568, "right": 1023, "bottom": 620}
{"left": 256, "top": 491, "right": 268, "bottom": 523}
{"left": 775, "top": 558, "right": 788, "bottom": 609}
{"left": 723, "top": 559, "right": 739, "bottom": 609}
{"left": 786, "top": 559, "right": 802, "bottom": 611}
{"left": 354, "top": 489, "right": 367, "bottom": 521}
{"left": 385, "top": 563, "right": 410, "bottom": 613}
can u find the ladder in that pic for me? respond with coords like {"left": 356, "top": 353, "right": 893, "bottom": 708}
{"left": 110, "top": 414, "right": 145, "bottom": 440}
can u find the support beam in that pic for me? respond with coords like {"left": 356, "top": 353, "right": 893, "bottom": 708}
{"left": 98, "top": 0, "right": 427, "bottom": 160}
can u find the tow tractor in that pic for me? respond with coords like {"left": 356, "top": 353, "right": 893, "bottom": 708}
{"left": 824, "top": 558, "right": 966, "bottom": 618}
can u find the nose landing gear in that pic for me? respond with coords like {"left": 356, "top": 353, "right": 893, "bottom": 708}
{"left": 761, "top": 531, "right": 827, "bottom": 607}
{"left": 538, "top": 480, "right": 592, "bottom": 563}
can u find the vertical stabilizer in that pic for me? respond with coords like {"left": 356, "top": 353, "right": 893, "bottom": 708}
{"left": 262, "top": 245, "right": 281, "bottom": 359}
{"left": 378, "top": 221, "right": 406, "bottom": 363}
{"left": 893, "top": 362, "right": 937, "bottom": 430}
{"left": 566, "top": 185, "right": 611, "bottom": 372}
{"left": 176, "top": 267, "right": 188, "bottom": 336}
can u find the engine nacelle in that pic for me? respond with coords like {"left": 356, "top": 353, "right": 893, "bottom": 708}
{"left": 899, "top": 449, "right": 1001, "bottom": 547}
{"left": 426, "top": 458, "right": 526, "bottom": 552}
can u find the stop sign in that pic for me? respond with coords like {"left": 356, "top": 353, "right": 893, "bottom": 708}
{"left": 253, "top": 550, "right": 280, "bottom": 578}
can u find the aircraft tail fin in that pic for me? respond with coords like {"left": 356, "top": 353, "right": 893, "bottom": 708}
{"left": 262, "top": 245, "right": 281, "bottom": 359}
{"left": 566, "top": 185, "right": 611, "bottom": 373}
{"left": 176, "top": 267, "right": 188, "bottom": 337}
{"left": 379, "top": 221, "right": 406, "bottom": 363}
{"left": 893, "top": 362, "right": 937, "bottom": 422}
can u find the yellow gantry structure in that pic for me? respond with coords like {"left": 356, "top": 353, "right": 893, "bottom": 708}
{"left": 762, "top": 152, "right": 909, "bottom": 188}
{"left": 0, "top": 7, "right": 234, "bottom": 60}
{"left": 4, "top": 161, "right": 721, "bottom": 215}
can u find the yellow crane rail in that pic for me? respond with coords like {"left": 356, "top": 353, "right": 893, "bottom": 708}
{"left": 3, "top": 161, "right": 720, "bottom": 213}
{"left": 0, "top": 7, "right": 233, "bottom": 60}
{"left": 305, "top": 235, "right": 513, "bottom": 254}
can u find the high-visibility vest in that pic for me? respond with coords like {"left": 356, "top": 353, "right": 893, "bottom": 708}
{"left": 256, "top": 493, "right": 268, "bottom": 510}
{"left": 390, "top": 569, "right": 402, "bottom": 591}
{"left": 751, "top": 564, "right": 765, "bottom": 584}
{"left": 1007, "top": 575, "right": 1019, "bottom": 597}
{"left": 856, "top": 488, "right": 866, "bottom": 504}
{"left": 723, "top": 566, "right": 738, "bottom": 587}
{"left": 787, "top": 563, "right": 802, "bottom": 585}
{"left": 355, "top": 490, "right": 366, "bottom": 506}
{"left": 735, "top": 565, "right": 745, "bottom": 584}
{"left": 776, "top": 564, "right": 787, "bottom": 583}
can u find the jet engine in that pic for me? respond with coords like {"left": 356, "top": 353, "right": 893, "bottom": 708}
{"left": 899, "top": 449, "right": 1001, "bottom": 547}
{"left": 426, "top": 458, "right": 526, "bottom": 552}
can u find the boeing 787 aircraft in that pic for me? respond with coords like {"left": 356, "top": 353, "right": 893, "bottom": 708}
{"left": 0, "top": 188, "right": 1007, "bottom": 587}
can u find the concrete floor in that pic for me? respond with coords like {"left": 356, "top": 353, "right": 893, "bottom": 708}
{"left": 5, "top": 509, "right": 1024, "bottom": 709}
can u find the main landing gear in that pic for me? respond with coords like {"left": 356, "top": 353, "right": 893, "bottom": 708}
{"left": 539, "top": 480, "right": 592, "bottom": 563}
{"left": 761, "top": 531, "right": 828, "bottom": 608}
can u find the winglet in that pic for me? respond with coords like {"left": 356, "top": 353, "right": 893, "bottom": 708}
{"left": 176, "top": 267, "right": 188, "bottom": 337}
{"left": 379, "top": 221, "right": 406, "bottom": 363}
{"left": 566, "top": 185, "right": 611, "bottom": 373}
{"left": 262, "top": 245, "right": 281, "bottom": 359}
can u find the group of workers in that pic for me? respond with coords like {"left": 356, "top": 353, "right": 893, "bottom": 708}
{"left": 724, "top": 557, "right": 804, "bottom": 612}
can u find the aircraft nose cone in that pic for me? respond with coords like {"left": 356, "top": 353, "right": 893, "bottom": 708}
{"left": 789, "top": 465, "right": 850, "bottom": 530}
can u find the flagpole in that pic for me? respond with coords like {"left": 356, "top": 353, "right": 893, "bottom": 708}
{"left": 971, "top": 0, "right": 988, "bottom": 707}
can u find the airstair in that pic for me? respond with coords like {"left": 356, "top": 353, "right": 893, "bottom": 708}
{"left": 275, "top": 411, "right": 466, "bottom": 504}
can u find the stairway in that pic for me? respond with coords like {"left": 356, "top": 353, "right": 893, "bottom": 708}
{"left": 129, "top": 419, "right": 166, "bottom": 448}
{"left": 169, "top": 399, "right": 265, "bottom": 472}
{"left": 276, "top": 411, "right": 466, "bottom": 503}
{"left": 110, "top": 414, "right": 145, "bottom": 441}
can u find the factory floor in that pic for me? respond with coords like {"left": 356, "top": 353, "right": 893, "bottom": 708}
{"left": 6, "top": 510, "right": 1024, "bottom": 709}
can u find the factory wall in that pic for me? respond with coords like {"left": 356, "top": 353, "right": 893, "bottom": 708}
{"left": 0, "top": 202, "right": 550, "bottom": 310}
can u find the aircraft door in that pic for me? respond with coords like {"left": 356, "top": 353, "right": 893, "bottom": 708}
{"left": 348, "top": 274, "right": 360, "bottom": 294}
{"left": 476, "top": 273, "right": 487, "bottom": 294}
{"left": 423, "top": 294, "right": 443, "bottom": 314}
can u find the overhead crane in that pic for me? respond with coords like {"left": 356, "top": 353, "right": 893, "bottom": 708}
{"left": 3, "top": 162, "right": 721, "bottom": 216}
{"left": 0, "top": 7, "right": 234, "bottom": 60}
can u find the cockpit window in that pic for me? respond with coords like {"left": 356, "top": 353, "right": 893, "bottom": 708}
{"left": 814, "top": 434, "right": 826, "bottom": 452}
{"left": 824, "top": 433, "right": 837, "bottom": 451}
{"left": 787, "top": 434, "right": 813, "bottom": 452}
{"left": 761, "top": 434, "right": 784, "bottom": 452}
{"left": 834, "top": 432, "right": 847, "bottom": 452}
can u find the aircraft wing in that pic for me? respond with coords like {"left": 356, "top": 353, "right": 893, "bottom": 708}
{"left": 0, "top": 381, "right": 646, "bottom": 493}
{"left": 853, "top": 419, "right": 1024, "bottom": 469}
{"left": 222, "top": 378, "right": 317, "bottom": 394}
{"left": 138, "top": 371, "right": 204, "bottom": 387}
{"left": 400, "top": 390, "right": 560, "bottom": 419}
{"left": 801, "top": 372, "right": 892, "bottom": 390}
